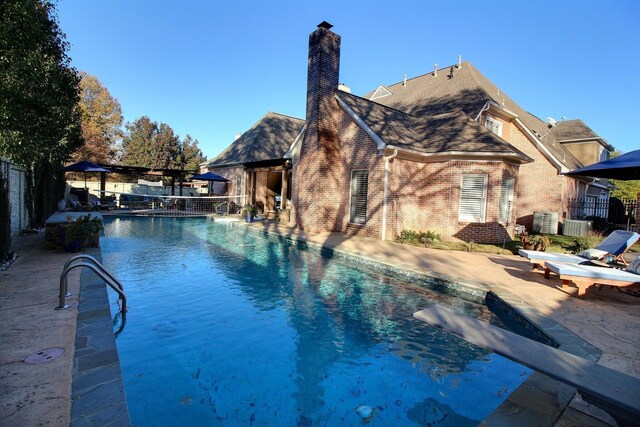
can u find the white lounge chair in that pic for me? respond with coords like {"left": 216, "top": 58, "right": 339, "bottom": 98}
{"left": 545, "top": 260, "right": 640, "bottom": 297}
{"left": 519, "top": 230, "right": 640, "bottom": 276}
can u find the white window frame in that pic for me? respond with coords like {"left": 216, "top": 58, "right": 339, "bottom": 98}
{"left": 459, "top": 174, "right": 488, "bottom": 223}
{"left": 349, "top": 169, "right": 369, "bottom": 225}
{"left": 485, "top": 115, "right": 503, "bottom": 137}
{"left": 499, "top": 177, "right": 515, "bottom": 223}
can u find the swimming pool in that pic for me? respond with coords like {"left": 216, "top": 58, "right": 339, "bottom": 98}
{"left": 101, "top": 217, "right": 531, "bottom": 426}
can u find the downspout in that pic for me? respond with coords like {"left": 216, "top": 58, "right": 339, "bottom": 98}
{"left": 381, "top": 149, "right": 398, "bottom": 241}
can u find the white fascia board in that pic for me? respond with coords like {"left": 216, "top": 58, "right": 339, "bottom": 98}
{"left": 336, "top": 94, "right": 386, "bottom": 150}
{"left": 513, "top": 118, "right": 569, "bottom": 173}
{"left": 284, "top": 123, "right": 306, "bottom": 159}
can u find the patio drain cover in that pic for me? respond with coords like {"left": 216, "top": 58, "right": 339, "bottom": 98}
{"left": 24, "top": 347, "right": 64, "bottom": 364}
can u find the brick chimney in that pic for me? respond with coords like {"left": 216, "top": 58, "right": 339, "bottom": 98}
{"left": 293, "top": 22, "right": 343, "bottom": 232}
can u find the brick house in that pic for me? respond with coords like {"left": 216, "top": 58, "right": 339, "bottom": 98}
{"left": 207, "top": 22, "right": 613, "bottom": 243}
{"left": 365, "top": 60, "right": 614, "bottom": 231}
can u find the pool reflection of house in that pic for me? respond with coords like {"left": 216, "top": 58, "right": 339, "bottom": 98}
{"left": 206, "top": 22, "right": 613, "bottom": 243}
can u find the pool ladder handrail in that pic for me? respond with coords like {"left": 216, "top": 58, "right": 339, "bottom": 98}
{"left": 57, "top": 254, "right": 127, "bottom": 313}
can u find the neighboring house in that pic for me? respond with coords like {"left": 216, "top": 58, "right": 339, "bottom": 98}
{"left": 208, "top": 22, "right": 614, "bottom": 242}
{"left": 206, "top": 112, "right": 304, "bottom": 212}
{"left": 550, "top": 119, "right": 614, "bottom": 216}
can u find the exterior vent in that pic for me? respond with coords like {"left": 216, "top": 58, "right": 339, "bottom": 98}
{"left": 532, "top": 211, "right": 559, "bottom": 235}
{"left": 563, "top": 220, "right": 592, "bottom": 237}
{"left": 370, "top": 85, "right": 392, "bottom": 101}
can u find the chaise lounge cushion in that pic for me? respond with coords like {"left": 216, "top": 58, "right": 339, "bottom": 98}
{"left": 546, "top": 261, "right": 640, "bottom": 283}
{"left": 576, "top": 248, "right": 608, "bottom": 260}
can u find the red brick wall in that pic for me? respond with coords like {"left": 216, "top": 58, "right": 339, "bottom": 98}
{"left": 505, "top": 123, "right": 564, "bottom": 231}
{"left": 387, "top": 159, "right": 519, "bottom": 243}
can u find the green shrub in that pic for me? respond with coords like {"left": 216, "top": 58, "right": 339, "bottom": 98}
{"left": 561, "top": 237, "right": 590, "bottom": 254}
{"left": 397, "top": 229, "right": 441, "bottom": 245}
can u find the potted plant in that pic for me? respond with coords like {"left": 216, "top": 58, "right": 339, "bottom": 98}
{"left": 60, "top": 214, "right": 103, "bottom": 252}
{"left": 241, "top": 204, "right": 259, "bottom": 223}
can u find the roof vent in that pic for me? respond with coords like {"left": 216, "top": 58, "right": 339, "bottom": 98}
{"left": 370, "top": 85, "right": 392, "bottom": 100}
{"left": 448, "top": 66, "right": 454, "bottom": 79}
{"left": 338, "top": 83, "right": 351, "bottom": 93}
{"left": 234, "top": 132, "right": 242, "bottom": 141}
{"left": 318, "top": 21, "right": 333, "bottom": 30}
{"left": 433, "top": 64, "right": 438, "bottom": 77}
{"left": 403, "top": 74, "right": 407, "bottom": 87}
{"left": 457, "top": 55, "right": 462, "bottom": 69}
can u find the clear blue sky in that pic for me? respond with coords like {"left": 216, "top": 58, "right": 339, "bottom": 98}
{"left": 57, "top": 0, "right": 639, "bottom": 160}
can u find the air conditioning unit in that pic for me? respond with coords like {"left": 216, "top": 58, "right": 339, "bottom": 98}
{"left": 563, "top": 220, "right": 592, "bottom": 237}
{"left": 532, "top": 211, "right": 559, "bottom": 235}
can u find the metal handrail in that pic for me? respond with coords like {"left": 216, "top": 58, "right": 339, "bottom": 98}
{"left": 57, "top": 258, "right": 126, "bottom": 313}
{"left": 61, "top": 254, "right": 124, "bottom": 298}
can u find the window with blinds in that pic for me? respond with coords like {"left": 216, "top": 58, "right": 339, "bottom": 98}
{"left": 350, "top": 170, "right": 368, "bottom": 224}
{"left": 499, "top": 177, "right": 515, "bottom": 223}
{"left": 459, "top": 174, "right": 487, "bottom": 222}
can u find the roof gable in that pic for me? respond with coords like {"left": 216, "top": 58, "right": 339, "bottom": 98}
{"left": 551, "top": 119, "right": 599, "bottom": 141}
{"left": 365, "top": 62, "right": 583, "bottom": 170}
{"left": 208, "top": 112, "right": 304, "bottom": 167}
{"left": 337, "top": 92, "right": 531, "bottom": 162}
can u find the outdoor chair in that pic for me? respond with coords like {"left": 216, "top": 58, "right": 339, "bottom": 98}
{"left": 67, "top": 193, "right": 82, "bottom": 209}
{"left": 89, "top": 194, "right": 103, "bottom": 210}
{"left": 545, "top": 258, "right": 640, "bottom": 297}
{"left": 519, "top": 230, "right": 640, "bottom": 277}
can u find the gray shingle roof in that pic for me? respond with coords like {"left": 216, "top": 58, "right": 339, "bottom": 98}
{"left": 364, "top": 62, "right": 583, "bottom": 169}
{"left": 551, "top": 119, "right": 599, "bottom": 141}
{"left": 207, "top": 112, "right": 304, "bottom": 167}
{"left": 338, "top": 92, "right": 532, "bottom": 161}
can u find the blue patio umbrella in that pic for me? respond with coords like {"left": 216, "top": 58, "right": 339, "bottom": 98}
{"left": 563, "top": 149, "right": 640, "bottom": 180}
{"left": 191, "top": 172, "right": 230, "bottom": 182}
{"left": 61, "top": 160, "right": 112, "bottom": 188}
{"left": 191, "top": 172, "right": 230, "bottom": 195}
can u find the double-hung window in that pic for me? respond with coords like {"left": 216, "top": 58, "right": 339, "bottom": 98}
{"left": 350, "top": 170, "right": 368, "bottom": 224}
{"left": 459, "top": 174, "right": 487, "bottom": 222}
{"left": 499, "top": 177, "right": 515, "bottom": 223}
{"left": 485, "top": 116, "right": 503, "bottom": 137}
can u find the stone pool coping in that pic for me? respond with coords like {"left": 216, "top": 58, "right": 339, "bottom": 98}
{"left": 70, "top": 247, "right": 129, "bottom": 426}
{"left": 69, "top": 221, "right": 610, "bottom": 426}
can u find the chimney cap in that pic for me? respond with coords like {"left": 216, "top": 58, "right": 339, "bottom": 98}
{"left": 318, "top": 21, "right": 333, "bottom": 30}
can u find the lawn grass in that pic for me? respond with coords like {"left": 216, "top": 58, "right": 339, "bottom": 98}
{"left": 395, "top": 230, "right": 639, "bottom": 255}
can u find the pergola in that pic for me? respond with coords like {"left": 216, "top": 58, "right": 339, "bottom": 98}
{"left": 95, "top": 163, "right": 196, "bottom": 196}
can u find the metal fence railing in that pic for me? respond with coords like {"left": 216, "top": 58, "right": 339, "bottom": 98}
{"left": 567, "top": 197, "right": 637, "bottom": 230}
{"left": 98, "top": 192, "right": 247, "bottom": 217}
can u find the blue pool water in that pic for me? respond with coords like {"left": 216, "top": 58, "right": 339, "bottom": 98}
{"left": 101, "top": 217, "right": 531, "bottom": 426}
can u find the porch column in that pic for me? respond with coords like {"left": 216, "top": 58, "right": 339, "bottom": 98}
{"left": 100, "top": 172, "right": 106, "bottom": 197}
{"left": 280, "top": 170, "right": 288, "bottom": 210}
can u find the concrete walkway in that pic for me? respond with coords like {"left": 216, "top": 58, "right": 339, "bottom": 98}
{"left": 0, "top": 233, "right": 81, "bottom": 426}
{"left": 1, "top": 223, "right": 639, "bottom": 426}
